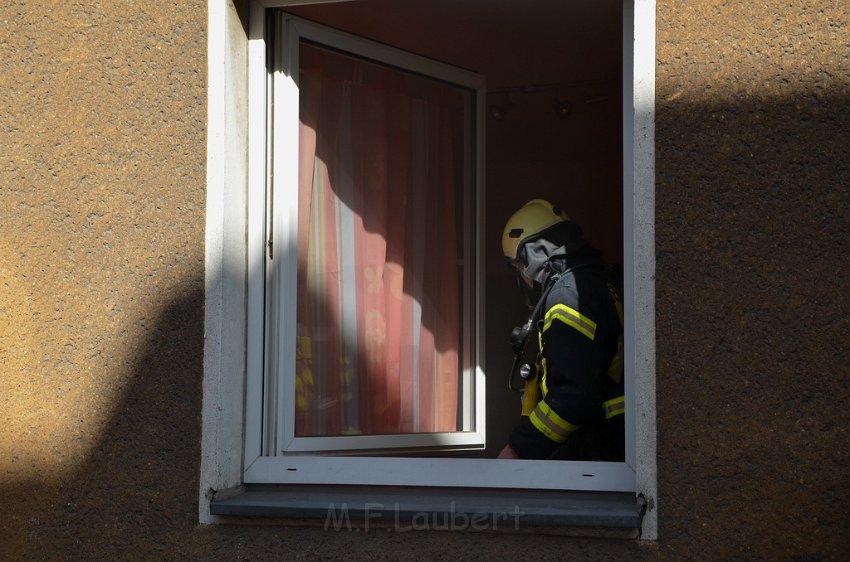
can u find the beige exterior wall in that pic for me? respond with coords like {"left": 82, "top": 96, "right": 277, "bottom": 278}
{"left": 1, "top": 0, "right": 846, "bottom": 559}
{"left": 1, "top": 1, "right": 209, "bottom": 557}
{"left": 655, "top": 0, "right": 849, "bottom": 557}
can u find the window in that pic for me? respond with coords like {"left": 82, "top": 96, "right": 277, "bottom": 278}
{"left": 204, "top": 0, "right": 657, "bottom": 538}
{"left": 265, "top": 15, "right": 484, "bottom": 455}
{"left": 241, "top": 11, "right": 636, "bottom": 491}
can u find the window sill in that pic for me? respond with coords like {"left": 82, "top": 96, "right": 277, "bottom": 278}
{"left": 209, "top": 484, "right": 645, "bottom": 538}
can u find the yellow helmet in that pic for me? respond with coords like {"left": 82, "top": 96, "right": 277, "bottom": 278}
{"left": 501, "top": 199, "right": 570, "bottom": 260}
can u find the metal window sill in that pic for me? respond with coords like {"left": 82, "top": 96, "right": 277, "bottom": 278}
{"left": 209, "top": 484, "right": 645, "bottom": 538}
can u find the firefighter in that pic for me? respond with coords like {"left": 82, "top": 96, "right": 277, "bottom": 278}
{"left": 498, "top": 199, "right": 625, "bottom": 461}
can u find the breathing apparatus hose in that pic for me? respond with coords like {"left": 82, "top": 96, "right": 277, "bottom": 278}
{"left": 507, "top": 275, "right": 559, "bottom": 395}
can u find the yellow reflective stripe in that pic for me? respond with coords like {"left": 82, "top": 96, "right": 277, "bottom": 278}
{"left": 540, "top": 362, "right": 549, "bottom": 396}
{"left": 537, "top": 332, "right": 549, "bottom": 397}
{"left": 529, "top": 401, "right": 579, "bottom": 443}
{"left": 542, "top": 304, "right": 597, "bottom": 340}
{"left": 606, "top": 282, "right": 624, "bottom": 383}
{"left": 602, "top": 395, "right": 625, "bottom": 419}
{"left": 608, "top": 282, "right": 624, "bottom": 326}
{"left": 607, "top": 335, "right": 624, "bottom": 384}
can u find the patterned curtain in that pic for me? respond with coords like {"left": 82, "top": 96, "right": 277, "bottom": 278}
{"left": 294, "top": 43, "right": 466, "bottom": 437}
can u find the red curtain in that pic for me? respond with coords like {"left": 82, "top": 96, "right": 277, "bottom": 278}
{"left": 294, "top": 44, "right": 466, "bottom": 437}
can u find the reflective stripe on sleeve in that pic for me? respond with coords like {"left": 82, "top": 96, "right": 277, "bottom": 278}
{"left": 542, "top": 304, "right": 597, "bottom": 340}
{"left": 529, "top": 400, "right": 579, "bottom": 443}
{"left": 602, "top": 395, "right": 625, "bottom": 419}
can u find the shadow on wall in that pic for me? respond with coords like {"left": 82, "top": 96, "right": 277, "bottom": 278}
{"left": 654, "top": 90, "right": 849, "bottom": 559}
{"left": 3, "top": 98, "right": 848, "bottom": 562}
{"left": 3, "top": 287, "right": 206, "bottom": 558}
{"left": 1, "top": 274, "right": 651, "bottom": 559}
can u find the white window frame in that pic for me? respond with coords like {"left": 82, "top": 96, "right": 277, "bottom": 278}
{"left": 202, "top": 0, "right": 657, "bottom": 539}
{"left": 247, "top": 10, "right": 634, "bottom": 491}
{"left": 264, "top": 14, "right": 486, "bottom": 457}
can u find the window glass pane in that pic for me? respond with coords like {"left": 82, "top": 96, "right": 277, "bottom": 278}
{"left": 294, "top": 42, "right": 473, "bottom": 438}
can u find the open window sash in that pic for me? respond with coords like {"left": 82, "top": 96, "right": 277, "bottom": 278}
{"left": 267, "top": 14, "right": 486, "bottom": 456}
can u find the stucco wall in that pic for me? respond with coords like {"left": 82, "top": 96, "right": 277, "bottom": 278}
{"left": 1, "top": 0, "right": 847, "bottom": 560}
{"left": 0, "top": 1, "right": 208, "bottom": 557}
{"left": 655, "top": 0, "right": 849, "bottom": 558}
